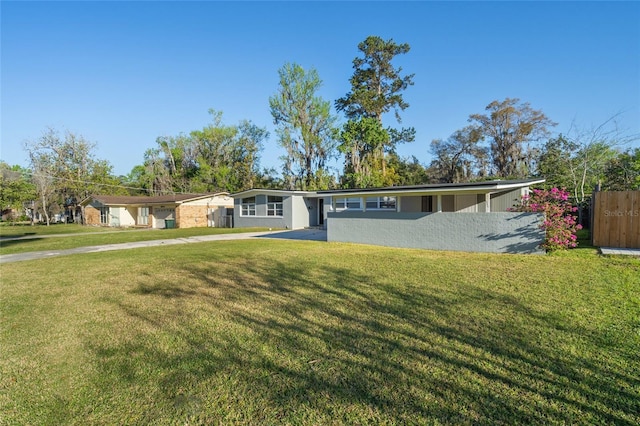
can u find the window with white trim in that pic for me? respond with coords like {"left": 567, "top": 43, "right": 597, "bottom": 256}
{"left": 267, "top": 196, "right": 283, "bottom": 216}
{"left": 241, "top": 197, "right": 256, "bottom": 216}
{"left": 99, "top": 207, "right": 109, "bottom": 224}
{"left": 335, "top": 197, "right": 361, "bottom": 210}
{"left": 366, "top": 196, "right": 397, "bottom": 210}
{"left": 138, "top": 207, "right": 149, "bottom": 225}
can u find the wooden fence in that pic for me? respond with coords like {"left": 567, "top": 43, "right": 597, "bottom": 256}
{"left": 592, "top": 191, "right": 640, "bottom": 248}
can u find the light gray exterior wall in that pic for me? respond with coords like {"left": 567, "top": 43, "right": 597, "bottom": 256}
{"left": 291, "top": 195, "right": 312, "bottom": 229}
{"left": 490, "top": 188, "right": 524, "bottom": 212}
{"left": 233, "top": 194, "right": 312, "bottom": 229}
{"left": 305, "top": 197, "right": 320, "bottom": 227}
{"left": 234, "top": 195, "right": 287, "bottom": 229}
{"left": 327, "top": 211, "right": 545, "bottom": 254}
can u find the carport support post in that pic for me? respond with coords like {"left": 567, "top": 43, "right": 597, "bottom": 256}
{"left": 485, "top": 193, "right": 491, "bottom": 212}
{"left": 436, "top": 195, "right": 442, "bottom": 212}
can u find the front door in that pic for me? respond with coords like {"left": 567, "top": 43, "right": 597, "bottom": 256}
{"left": 318, "top": 199, "right": 324, "bottom": 226}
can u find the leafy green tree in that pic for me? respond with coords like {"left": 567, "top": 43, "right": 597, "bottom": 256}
{"left": 567, "top": 117, "right": 638, "bottom": 202}
{"left": 133, "top": 110, "right": 267, "bottom": 194}
{"left": 537, "top": 134, "right": 617, "bottom": 201}
{"left": 538, "top": 116, "right": 634, "bottom": 202}
{"left": 469, "top": 98, "right": 556, "bottom": 178}
{"left": 571, "top": 142, "right": 619, "bottom": 202}
{"left": 428, "top": 126, "right": 487, "bottom": 183}
{"left": 336, "top": 36, "right": 414, "bottom": 123}
{"left": 387, "top": 154, "right": 430, "bottom": 186}
{"left": 537, "top": 135, "right": 576, "bottom": 190}
{"left": 255, "top": 167, "right": 284, "bottom": 189}
{"left": 137, "top": 147, "right": 175, "bottom": 195}
{"left": 193, "top": 114, "right": 267, "bottom": 192}
{"left": 338, "top": 117, "right": 394, "bottom": 187}
{"left": 23, "top": 127, "right": 118, "bottom": 224}
{"left": 155, "top": 133, "right": 200, "bottom": 191}
{"left": 336, "top": 36, "right": 415, "bottom": 184}
{"left": 0, "top": 162, "right": 36, "bottom": 222}
{"left": 229, "top": 120, "right": 268, "bottom": 191}
{"left": 603, "top": 148, "right": 640, "bottom": 190}
{"left": 269, "top": 63, "right": 337, "bottom": 190}
{"left": 122, "top": 165, "right": 150, "bottom": 195}
{"left": 539, "top": 118, "right": 640, "bottom": 228}
{"left": 27, "top": 152, "right": 57, "bottom": 225}
{"left": 190, "top": 110, "right": 242, "bottom": 192}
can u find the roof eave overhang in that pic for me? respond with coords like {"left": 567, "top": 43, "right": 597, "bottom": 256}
{"left": 321, "top": 179, "right": 546, "bottom": 198}
{"left": 230, "top": 189, "right": 318, "bottom": 198}
{"left": 81, "top": 192, "right": 231, "bottom": 206}
{"left": 229, "top": 179, "right": 545, "bottom": 199}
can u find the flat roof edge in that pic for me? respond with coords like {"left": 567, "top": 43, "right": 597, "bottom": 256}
{"left": 231, "top": 179, "right": 545, "bottom": 198}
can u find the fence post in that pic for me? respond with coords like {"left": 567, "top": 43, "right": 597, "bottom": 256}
{"left": 590, "top": 184, "right": 600, "bottom": 246}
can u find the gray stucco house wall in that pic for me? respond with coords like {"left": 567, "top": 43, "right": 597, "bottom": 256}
{"left": 233, "top": 191, "right": 316, "bottom": 229}
{"left": 327, "top": 211, "right": 545, "bottom": 254}
{"left": 232, "top": 179, "right": 546, "bottom": 254}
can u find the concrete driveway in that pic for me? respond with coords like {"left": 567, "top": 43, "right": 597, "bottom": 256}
{"left": 257, "top": 228, "right": 327, "bottom": 241}
{"left": 0, "top": 229, "right": 327, "bottom": 264}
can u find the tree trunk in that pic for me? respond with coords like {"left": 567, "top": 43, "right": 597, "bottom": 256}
{"left": 41, "top": 193, "right": 50, "bottom": 226}
{"left": 80, "top": 205, "right": 87, "bottom": 225}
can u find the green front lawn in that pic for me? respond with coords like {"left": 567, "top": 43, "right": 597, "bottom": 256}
{"left": 0, "top": 222, "right": 132, "bottom": 237}
{"left": 1, "top": 240, "right": 638, "bottom": 424}
{"left": 0, "top": 226, "right": 271, "bottom": 255}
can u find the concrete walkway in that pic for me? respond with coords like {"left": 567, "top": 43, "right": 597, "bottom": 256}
{"left": 599, "top": 247, "right": 640, "bottom": 256}
{"left": 0, "top": 229, "right": 327, "bottom": 264}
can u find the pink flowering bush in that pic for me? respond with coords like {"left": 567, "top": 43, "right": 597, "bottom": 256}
{"left": 509, "top": 188, "right": 582, "bottom": 251}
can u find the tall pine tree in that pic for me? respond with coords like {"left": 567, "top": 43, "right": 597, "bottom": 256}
{"left": 336, "top": 36, "right": 415, "bottom": 187}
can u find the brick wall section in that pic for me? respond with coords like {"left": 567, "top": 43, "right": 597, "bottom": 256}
{"left": 327, "top": 211, "right": 545, "bottom": 254}
{"left": 176, "top": 205, "right": 209, "bottom": 228}
{"left": 85, "top": 206, "right": 101, "bottom": 225}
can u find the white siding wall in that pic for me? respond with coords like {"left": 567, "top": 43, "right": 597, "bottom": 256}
{"left": 109, "top": 207, "right": 120, "bottom": 226}
{"left": 118, "top": 207, "right": 136, "bottom": 226}
{"left": 183, "top": 195, "right": 234, "bottom": 207}
{"left": 105, "top": 207, "right": 135, "bottom": 227}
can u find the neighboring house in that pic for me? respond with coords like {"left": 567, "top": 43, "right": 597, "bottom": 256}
{"left": 1, "top": 208, "right": 17, "bottom": 221}
{"left": 232, "top": 189, "right": 319, "bottom": 230}
{"left": 81, "top": 193, "right": 234, "bottom": 229}
{"left": 232, "top": 179, "right": 547, "bottom": 254}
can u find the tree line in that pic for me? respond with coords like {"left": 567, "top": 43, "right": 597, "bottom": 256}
{"left": 1, "top": 35, "right": 639, "bottom": 224}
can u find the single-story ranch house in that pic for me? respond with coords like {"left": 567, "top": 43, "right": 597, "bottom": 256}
{"left": 232, "top": 179, "right": 547, "bottom": 254}
{"left": 81, "top": 193, "right": 234, "bottom": 229}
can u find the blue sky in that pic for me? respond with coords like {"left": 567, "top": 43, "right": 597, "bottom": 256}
{"left": 2, "top": 1, "right": 639, "bottom": 176}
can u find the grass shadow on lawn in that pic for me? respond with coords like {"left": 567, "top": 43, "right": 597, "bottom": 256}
{"left": 0, "top": 236, "right": 44, "bottom": 249}
{"left": 89, "top": 248, "right": 640, "bottom": 424}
